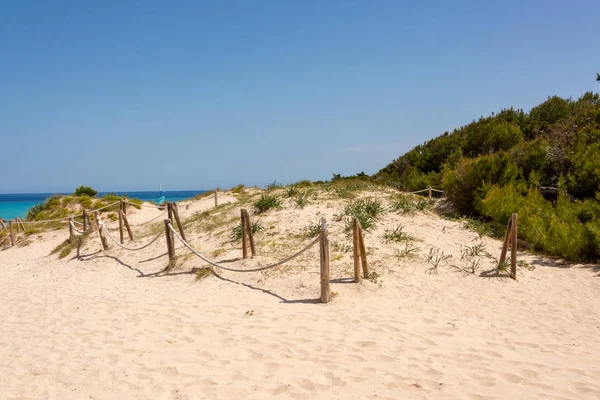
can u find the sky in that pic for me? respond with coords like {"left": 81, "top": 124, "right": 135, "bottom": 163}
{"left": 1, "top": 0, "right": 599, "bottom": 193}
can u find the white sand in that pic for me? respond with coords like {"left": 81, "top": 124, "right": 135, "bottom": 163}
{"left": 1, "top": 191, "right": 599, "bottom": 399}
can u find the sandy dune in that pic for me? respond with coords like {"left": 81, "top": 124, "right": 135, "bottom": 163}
{"left": 1, "top": 191, "right": 599, "bottom": 399}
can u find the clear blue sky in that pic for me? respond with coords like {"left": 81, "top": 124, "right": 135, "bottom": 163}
{"left": 1, "top": 0, "right": 599, "bottom": 193}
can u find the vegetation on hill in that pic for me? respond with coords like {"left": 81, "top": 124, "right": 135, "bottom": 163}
{"left": 374, "top": 92, "right": 600, "bottom": 262}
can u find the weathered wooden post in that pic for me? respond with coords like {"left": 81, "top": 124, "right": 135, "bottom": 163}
{"left": 121, "top": 210, "right": 134, "bottom": 241}
{"left": 498, "top": 217, "right": 512, "bottom": 272}
{"left": 357, "top": 220, "right": 369, "bottom": 278}
{"left": 241, "top": 209, "right": 248, "bottom": 259}
{"left": 242, "top": 209, "right": 256, "bottom": 257}
{"left": 118, "top": 206, "right": 124, "bottom": 244}
{"left": 121, "top": 198, "right": 127, "bottom": 215}
{"left": 172, "top": 202, "right": 186, "bottom": 241}
{"left": 8, "top": 220, "right": 15, "bottom": 247}
{"left": 320, "top": 217, "right": 330, "bottom": 303}
{"left": 214, "top": 190, "right": 218, "bottom": 208}
{"left": 353, "top": 218, "right": 361, "bottom": 282}
{"left": 94, "top": 211, "right": 109, "bottom": 250}
{"left": 428, "top": 187, "right": 432, "bottom": 200}
{"left": 511, "top": 213, "right": 518, "bottom": 280}
{"left": 167, "top": 202, "right": 174, "bottom": 222}
{"left": 164, "top": 218, "right": 175, "bottom": 261}
{"left": 82, "top": 209, "right": 88, "bottom": 232}
{"left": 69, "top": 216, "right": 75, "bottom": 241}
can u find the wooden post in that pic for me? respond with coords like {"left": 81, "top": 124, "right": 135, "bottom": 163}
{"left": 497, "top": 217, "right": 512, "bottom": 272}
{"left": 121, "top": 210, "right": 134, "bottom": 241}
{"left": 357, "top": 220, "right": 369, "bottom": 278}
{"left": 94, "top": 211, "right": 109, "bottom": 250}
{"left": 118, "top": 206, "right": 124, "bottom": 244}
{"left": 214, "top": 190, "right": 218, "bottom": 208}
{"left": 69, "top": 216, "right": 75, "bottom": 241}
{"left": 242, "top": 209, "right": 256, "bottom": 257}
{"left": 510, "top": 213, "right": 518, "bottom": 280}
{"left": 82, "top": 209, "right": 88, "bottom": 232}
{"left": 167, "top": 202, "right": 174, "bottom": 222}
{"left": 353, "top": 218, "right": 361, "bottom": 282}
{"left": 8, "top": 220, "right": 15, "bottom": 247}
{"left": 428, "top": 187, "right": 432, "bottom": 200}
{"left": 320, "top": 217, "right": 330, "bottom": 303}
{"left": 241, "top": 209, "right": 248, "bottom": 259}
{"left": 121, "top": 198, "right": 127, "bottom": 215}
{"left": 0, "top": 219, "right": 5, "bottom": 230}
{"left": 172, "top": 202, "right": 187, "bottom": 241}
{"left": 164, "top": 219, "right": 175, "bottom": 261}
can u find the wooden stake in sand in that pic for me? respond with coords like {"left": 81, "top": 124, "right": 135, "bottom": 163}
{"left": 121, "top": 198, "right": 127, "bottom": 215}
{"left": 241, "top": 209, "right": 248, "bottom": 259}
{"left": 118, "top": 206, "right": 124, "bottom": 244}
{"left": 352, "top": 218, "right": 369, "bottom": 281}
{"left": 121, "top": 210, "right": 134, "bottom": 241}
{"left": 428, "top": 187, "right": 432, "bottom": 200}
{"left": 69, "top": 216, "right": 75, "bottom": 241}
{"left": 8, "top": 220, "right": 15, "bottom": 247}
{"left": 242, "top": 209, "right": 256, "bottom": 257}
{"left": 511, "top": 213, "right": 518, "bottom": 280}
{"left": 164, "top": 218, "right": 175, "bottom": 261}
{"left": 353, "top": 218, "right": 361, "bottom": 282}
{"left": 172, "top": 202, "right": 186, "bottom": 242}
{"left": 94, "top": 211, "right": 109, "bottom": 250}
{"left": 214, "top": 190, "right": 218, "bottom": 208}
{"left": 82, "top": 209, "right": 88, "bottom": 232}
{"left": 497, "top": 213, "right": 518, "bottom": 280}
{"left": 320, "top": 217, "right": 330, "bottom": 303}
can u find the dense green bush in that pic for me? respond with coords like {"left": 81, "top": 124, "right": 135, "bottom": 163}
{"left": 253, "top": 194, "right": 282, "bottom": 213}
{"left": 73, "top": 186, "right": 97, "bottom": 197}
{"left": 374, "top": 91, "right": 600, "bottom": 262}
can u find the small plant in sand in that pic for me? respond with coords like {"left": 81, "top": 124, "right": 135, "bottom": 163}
{"left": 266, "top": 181, "right": 283, "bottom": 191}
{"left": 195, "top": 267, "right": 214, "bottom": 281}
{"left": 245, "top": 310, "right": 255, "bottom": 316}
{"left": 284, "top": 185, "right": 300, "bottom": 198}
{"left": 460, "top": 241, "right": 489, "bottom": 259}
{"left": 460, "top": 219, "right": 492, "bottom": 239}
{"left": 230, "top": 219, "right": 263, "bottom": 241}
{"left": 414, "top": 197, "right": 433, "bottom": 211}
{"left": 382, "top": 224, "right": 415, "bottom": 243}
{"left": 425, "top": 247, "right": 450, "bottom": 275}
{"left": 331, "top": 241, "right": 352, "bottom": 253}
{"left": 518, "top": 259, "right": 535, "bottom": 271}
{"left": 367, "top": 271, "right": 380, "bottom": 283}
{"left": 389, "top": 194, "right": 416, "bottom": 214}
{"left": 337, "top": 198, "right": 386, "bottom": 236}
{"left": 231, "top": 184, "right": 245, "bottom": 194}
{"left": 294, "top": 192, "right": 309, "bottom": 209}
{"left": 395, "top": 241, "right": 420, "bottom": 259}
{"left": 253, "top": 194, "right": 282, "bottom": 214}
{"left": 304, "top": 221, "right": 322, "bottom": 238}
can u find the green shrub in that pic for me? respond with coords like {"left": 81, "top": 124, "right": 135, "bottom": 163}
{"left": 73, "top": 186, "right": 97, "bottom": 197}
{"left": 285, "top": 185, "right": 299, "bottom": 198}
{"left": 230, "top": 219, "right": 263, "bottom": 241}
{"left": 77, "top": 196, "right": 93, "bottom": 209}
{"left": 305, "top": 221, "right": 321, "bottom": 238}
{"left": 295, "top": 192, "right": 309, "bottom": 209}
{"left": 266, "top": 181, "right": 283, "bottom": 191}
{"left": 382, "top": 224, "right": 414, "bottom": 243}
{"left": 231, "top": 184, "right": 245, "bottom": 194}
{"left": 253, "top": 194, "right": 282, "bottom": 214}
{"left": 338, "top": 198, "right": 386, "bottom": 235}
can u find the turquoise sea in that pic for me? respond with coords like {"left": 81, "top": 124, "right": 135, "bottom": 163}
{"left": 0, "top": 191, "right": 206, "bottom": 220}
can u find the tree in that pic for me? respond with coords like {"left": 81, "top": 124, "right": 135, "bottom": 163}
{"left": 73, "top": 186, "right": 98, "bottom": 197}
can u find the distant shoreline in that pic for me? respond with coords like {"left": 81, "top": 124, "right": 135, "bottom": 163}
{"left": 0, "top": 190, "right": 207, "bottom": 220}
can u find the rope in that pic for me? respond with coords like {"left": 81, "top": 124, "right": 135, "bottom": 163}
{"left": 125, "top": 200, "right": 163, "bottom": 210}
{"left": 89, "top": 201, "right": 120, "bottom": 213}
{"left": 406, "top": 187, "right": 444, "bottom": 195}
{"left": 102, "top": 226, "right": 163, "bottom": 251}
{"left": 129, "top": 211, "right": 168, "bottom": 227}
{"left": 69, "top": 221, "right": 87, "bottom": 235}
{"left": 72, "top": 220, "right": 84, "bottom": 226}
{"left": 169, "top": 223, "right": 320, "bottom": 272}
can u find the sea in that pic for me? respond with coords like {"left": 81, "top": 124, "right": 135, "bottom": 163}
{"left": 0, "top": 190, "right": 206, "bottom": 220}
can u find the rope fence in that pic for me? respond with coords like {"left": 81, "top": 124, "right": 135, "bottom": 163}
{"left": 103, "top": 227, "right": 163, "bottom": 251}
{"left": 169, "top": 223, "right": 320, "bottom": 273}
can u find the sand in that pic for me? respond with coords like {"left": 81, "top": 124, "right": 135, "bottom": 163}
{"left": 1, "top": 190, "right": 599, "bottom": 399}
